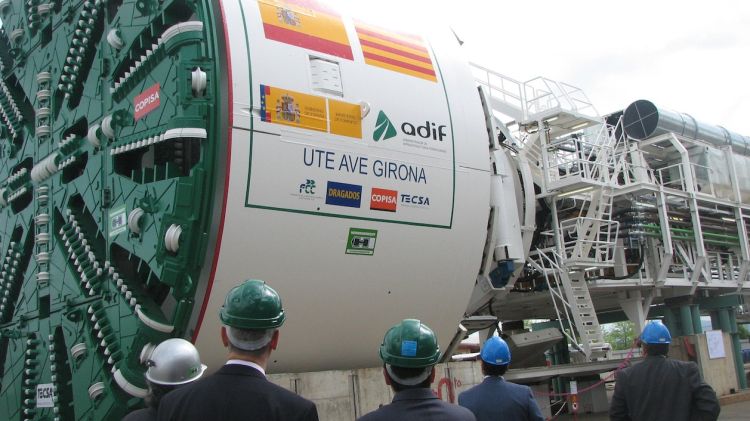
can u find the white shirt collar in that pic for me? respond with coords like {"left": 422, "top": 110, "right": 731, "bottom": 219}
{"left": 225, "top": 359, "right": 266, "bottom": 376}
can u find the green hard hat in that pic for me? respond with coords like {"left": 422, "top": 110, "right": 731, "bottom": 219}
{"left": 219, "top": 280, "right": 286, "bottom": 329}
{"left": 379, "top": 319, "right": 440, "bottom": 368}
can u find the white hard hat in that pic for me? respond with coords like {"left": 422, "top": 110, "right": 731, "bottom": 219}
{"left": 144, "top": 338, "right": 207, "bottom": 386}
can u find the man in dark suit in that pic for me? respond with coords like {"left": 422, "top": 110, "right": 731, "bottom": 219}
{"left": 157, "top": 280, "right": 318, "bottom": 421}
{"left": 458, "top": 336, "right": 544, "bottom": 421}
{"left": 357, "top": 319, "right": 475, "bottom": 421}
{"left": 609, "top": 321, "right": 720, "bottom": 421}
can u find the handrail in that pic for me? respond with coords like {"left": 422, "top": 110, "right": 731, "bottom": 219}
{"left": 558, "top": 216, "right": 620, "bottom": 263}
{"left": 470, "top": 64, "right": 598, "bottom": 122}
{"left": 531, "top": 249, "right": 582, "bottom": 350}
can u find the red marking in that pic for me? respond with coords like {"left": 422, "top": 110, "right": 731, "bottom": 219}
{"left": 435, "top": 377, "right": 456, "bottom": 403}
{"left": 133, "top": 83, "right": 161, "bottom": 121}
{"left": 281, "top": 0, "right": 341, "bottom": 16}
{"left": 359, "top": 39, "right": 432, "bottom": 64}
{"left": 370, "top": 188, "right": 397, "bottom": 212}
{"left": 263, "top": 23, "right": 353, "bottom": 60}
{"left": 362, "top": 51, "right": 436, "bottom": 77}
{"left": 355, "top": 27, "right": 428, "bottom": 53}
{"left": 192, "top": 1, "right": 233, "bottom": 343}
{"left": 354, "top": 21, "right": 425, "bottom": 42}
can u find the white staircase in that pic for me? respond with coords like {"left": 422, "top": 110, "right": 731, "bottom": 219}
{"left": 472, "top": 64, "right": 618, "bottom": 361}
{"left": 529, "top": 249, "right": 608, "bottom": 359}
{"left": 560, "top": 188, "right": 619, "bottom": 266}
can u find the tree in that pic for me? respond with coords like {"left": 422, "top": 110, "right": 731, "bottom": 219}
{"left": 739, "top": 323, "right": 750, "bottom": 340}
{"left": 604, "top": 321, "right": 637, "bottom": 351}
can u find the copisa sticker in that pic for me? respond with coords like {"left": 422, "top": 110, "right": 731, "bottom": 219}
{"left": 370, "top": 187, "right": 397, "bottom": 212}
{"left": 133, "top": 83, "right": 161, "bottom": 121}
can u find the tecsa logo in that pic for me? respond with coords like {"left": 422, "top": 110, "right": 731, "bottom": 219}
{"left": 401, "top": 193, "right": 430, "bottom": 207}
{"left": 370, "top": 188, "right": 397, "bottom": 212}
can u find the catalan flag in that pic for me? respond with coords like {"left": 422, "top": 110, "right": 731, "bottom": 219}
{"left": 354, "top": 21, "right": 437, "bottom": 82}
{"left": 257, "top": 0, "right": 353, "bottom": 60}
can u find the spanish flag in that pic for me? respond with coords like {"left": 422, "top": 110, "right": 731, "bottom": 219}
{"left": 258, "top": 0, "right": 353, "bottom": 60}
{"left": 354, "top": 21, "right": 437, "bottom": 82}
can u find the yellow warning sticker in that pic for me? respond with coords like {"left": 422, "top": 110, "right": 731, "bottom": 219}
{"left": 260, "top": 84, "right": 328, "bottom": 132}
{"left": 329, "top": 99, "right": 362, "bottom": 139}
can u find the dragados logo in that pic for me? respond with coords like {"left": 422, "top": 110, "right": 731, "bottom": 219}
{"left": 325, "top": 181, "right": 362, "bottom": 208}
{"left": 370, "top": 188, "right": 397, "bottom": 212}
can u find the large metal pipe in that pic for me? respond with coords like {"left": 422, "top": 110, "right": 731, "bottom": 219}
{"left": 623, "top": 99, "right": 750, "bottom": 155}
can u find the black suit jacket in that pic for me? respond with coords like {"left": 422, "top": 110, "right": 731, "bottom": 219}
{"left": 157, "top": 363, "right": 318, "bottom": 421}
{"left": 609, "top": 356, "right": 720, "bottom": 421}
{"left": 357, "top": 388, "right": 476, "bottom": 421}
{"left": 122, "top": 407, "right": 156, "bottom": 421}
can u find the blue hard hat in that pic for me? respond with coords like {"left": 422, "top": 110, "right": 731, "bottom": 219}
{"left": 640, "top": 321, "right": 671, "bottom": 344}
{"left": 480, "top": 336, "right": 511, "bottom": 366}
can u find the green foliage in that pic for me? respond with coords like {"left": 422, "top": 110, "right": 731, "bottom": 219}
{"left": 739, "top": 324, "right": 750, "bottom": 340}
{"left": 604, "top": 321, "right": 637, "bottom": 350}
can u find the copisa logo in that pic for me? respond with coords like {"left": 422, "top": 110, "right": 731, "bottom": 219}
{"left": 370, "top": 188, "right": 397, "bottom": 212}
{"left": 325, "top": 181, "right": 362, "bottom": 208}
{"left": 373, "top": 110, "right": 447, "bottom": 142}
{"left": 400, "top": 193, "right": 430, "bottom": 207}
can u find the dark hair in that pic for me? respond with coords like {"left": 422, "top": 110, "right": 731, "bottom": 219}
{"left": 644, "top": 343, "right": 669, "bottom": 356}
{"left": 145, "top": 382, "right": 176, "bottom": 409}
{"left": 386, "top": 365, "right": 432, "bottom": 391}
{"left": 481, "top": 361, "right": 508, "bottom": 376}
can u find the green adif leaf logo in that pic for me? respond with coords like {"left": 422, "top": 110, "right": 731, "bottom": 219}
{"left": 373, "top": 111, "right": 397, "bottom": 141}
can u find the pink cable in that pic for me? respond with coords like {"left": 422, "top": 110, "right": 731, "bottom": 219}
{"left": 534, "top": 340, "right": 638, "bottom": 398}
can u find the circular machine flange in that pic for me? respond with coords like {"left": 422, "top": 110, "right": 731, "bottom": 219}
{"left": 0, "top": 0, "right": 227, "bottom": 419}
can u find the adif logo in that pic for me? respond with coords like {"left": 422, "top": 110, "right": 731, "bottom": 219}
{"left": 373, "top": 110, "right": 448, "bottom": 142}
{"left": 373, "top": 111, "right": 397, "bottom": 141}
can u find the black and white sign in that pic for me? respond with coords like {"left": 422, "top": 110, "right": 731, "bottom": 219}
{"left": 36, "top": 383, "right": 54, "bottom": 408}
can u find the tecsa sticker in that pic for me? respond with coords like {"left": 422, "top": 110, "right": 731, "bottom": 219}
{"left": 134, "top": 83, "right": 161, "bottom": 121}
{"left": 36, "top": 383, "right": 54, "bottom": 408}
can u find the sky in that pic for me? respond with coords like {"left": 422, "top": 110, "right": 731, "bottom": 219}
{"left": 332, "top": 0, "right": 750, "bottom": 134}
{"left": 2, "top": 1, "right": 748, "bottom": 133}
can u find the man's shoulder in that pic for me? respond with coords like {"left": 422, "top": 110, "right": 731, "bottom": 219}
{"left": 122, "top": 407, "right": 155, "bottom": 421}
{"left": 356, "top": 405, "right": 395, "bottom": 421}
{"left": 358, "top": 400, "right": 474, "bottom": 421}
{"left": 668, "top": 358, "right": 698, "bottom": 369}
{"left": 458, "top": 383, "right": 482, "bottom": 400}
{"left": 161, "top": 371, "right": 312, "bottom": 407}
{"left": 263, "top": 379, "right": 316, "bottom": 406}
{"left": 436, "top": 399, "right": 476, "bottom": 419}
{"left": 504, "top": 380, "right": 532, "bottom": 392}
